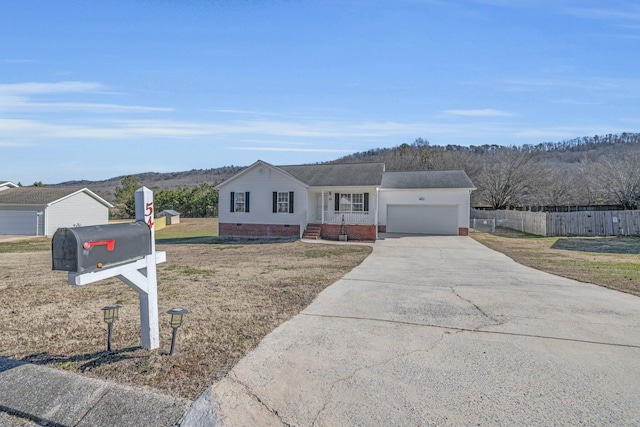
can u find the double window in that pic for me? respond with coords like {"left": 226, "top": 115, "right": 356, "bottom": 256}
{"left": 273, "top": 191, "right": 294, "bottom": 213}
{"left": 335, "top": 193, "right": 369, "bottom": 213}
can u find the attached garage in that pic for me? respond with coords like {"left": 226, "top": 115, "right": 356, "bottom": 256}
{"left": 379, "top": 170, "right": 476, "bottom": 236}
{"left": 387, "top": 205, "right": 458, "bottom": 235}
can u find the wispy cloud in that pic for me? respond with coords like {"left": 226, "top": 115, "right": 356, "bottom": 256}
{"left": 0, "top": 81, "right": 173, "bottom": 114}
{"left": 566, "top": 6, "right": 640, "bottom": 22}
{"left": 0, "top": 81, "right": 106, "bottom": 95}
{"left": 443, "top": 109, "right": 514, "bottom": 117}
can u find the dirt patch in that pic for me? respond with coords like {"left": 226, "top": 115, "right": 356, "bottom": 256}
{"left": 471, "top": 228, "right": 640, "bottom": 297}
{"left": 0, "top": 240, "right": 371, "bottom": 399}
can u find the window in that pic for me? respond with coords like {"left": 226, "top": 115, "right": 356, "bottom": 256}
{"left": 278, "top": 192, "right": 289, "bottom": 213}
{"left": 230, "top": 191, "right": 250, "bottom": 213}
{"left": 273, "top": 191, "right": 294, "bottom": 213}
{"left": 335, "top": 193, "right": 369, "bottom": 213}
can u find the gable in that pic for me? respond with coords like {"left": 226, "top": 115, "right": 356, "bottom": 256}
{"left": 215, "top": 160, "right": 308, "bottom": 190}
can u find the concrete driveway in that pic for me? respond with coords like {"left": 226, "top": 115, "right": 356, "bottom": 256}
{"left": 195, "top": 235, "right": 640, "bottom": 426}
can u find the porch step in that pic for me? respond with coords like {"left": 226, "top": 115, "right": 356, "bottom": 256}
{"left": 302, "top": 225, "right": 321, "bottom": 240}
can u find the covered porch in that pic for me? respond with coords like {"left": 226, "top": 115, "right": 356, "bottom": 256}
{"left": 304, "top": 189, "right": 378, "bottom": 241}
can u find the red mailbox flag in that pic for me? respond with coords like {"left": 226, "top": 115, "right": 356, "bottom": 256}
{"left": 83, "top": 240, "right": 115, "bottom": 251}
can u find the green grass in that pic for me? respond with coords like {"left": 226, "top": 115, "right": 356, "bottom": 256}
{"left": 0, "top": 238, "right": 51, "bottom": 253}
{"left": 155, "top": 218, "right": 218, "bottom": 242}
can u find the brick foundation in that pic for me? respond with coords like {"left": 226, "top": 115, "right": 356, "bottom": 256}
{"left": 219, "top": 223, "right": 300, "bottom": 238}
{"left": 320, "top": 224, "right": 377, "bottom": 241}
{"left": 378, "top": 225, "right": 387, "bottom": 233}
{"left": 458, "top": 227, "right": 469, "bottom": 236}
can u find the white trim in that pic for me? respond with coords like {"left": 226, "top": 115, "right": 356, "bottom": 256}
{"left": 47, "top": 188, "right": 114, "bottom": 208}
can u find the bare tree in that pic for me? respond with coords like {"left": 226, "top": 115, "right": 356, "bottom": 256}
{"left": 474, "top": 148, "right": 542, "bottom": 209}
{"left": 589, "top": 151, "right": 640, "bottom": 208}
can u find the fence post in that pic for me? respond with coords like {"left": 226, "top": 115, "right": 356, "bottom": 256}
{"left": 492, "top": 218, "right": 495, "bottom": 233}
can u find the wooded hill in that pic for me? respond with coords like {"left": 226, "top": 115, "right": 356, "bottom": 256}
{"left": 334, "top": 132, "right": 640, "bottom": 209}
{"left": 56, "top": 132, "right": 640, "bottom": 211}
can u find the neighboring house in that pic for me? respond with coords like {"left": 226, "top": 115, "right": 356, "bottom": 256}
{"left": 216, "top": 160, "right": 475, "bottom": 241}
{"left": 0, "top": 187, "right": 113, "bottom": 236}
{"left": 0, "top": 181, "right": 19, "bottom": 192}
{"left": 157, "top": 209, "right": 180, "bottom": 225}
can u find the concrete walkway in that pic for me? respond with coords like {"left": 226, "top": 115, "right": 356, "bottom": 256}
{"left": 0, "top": 358, "right": 191, "bottom": 426}
{"left": 192, "top": 235, "right": 640, "bottom": 426}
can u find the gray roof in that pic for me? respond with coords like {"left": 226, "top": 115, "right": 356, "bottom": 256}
{"left": 279, "top": 163, "right": 385, "bottom": 187}
{"left": 381, "top": 170, "right": 475, "bottom": 189}
{"left": 159, "top": 209, "right": 180, "bottom": 216}
{"left": 0, "top": 187, "right": 111, "bottom": 206}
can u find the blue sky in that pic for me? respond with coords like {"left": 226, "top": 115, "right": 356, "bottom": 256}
{"left": 1, "top": 0, "right": 639, "bottom": 184}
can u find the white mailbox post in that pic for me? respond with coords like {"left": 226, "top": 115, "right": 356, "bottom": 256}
{"left": 59, "top": 187, "right": 164, "bottom": 350}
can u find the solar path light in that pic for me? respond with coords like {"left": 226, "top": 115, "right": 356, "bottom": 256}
{"left": 102, "top": 304, "right": 121, "bottom": 351}
{"left": 167, "top": 308, "right": 189, "bottom": 355}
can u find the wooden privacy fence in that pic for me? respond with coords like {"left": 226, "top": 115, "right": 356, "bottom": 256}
{"left": 471, "top": 209, "right": 640, "bottom": 237}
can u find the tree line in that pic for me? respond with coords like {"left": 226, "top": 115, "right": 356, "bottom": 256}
{"left": 336, "top": 132, "right": 640, "bottom": 210}
{"left": 113, "top": 176, "right": 218, "bottom": 218}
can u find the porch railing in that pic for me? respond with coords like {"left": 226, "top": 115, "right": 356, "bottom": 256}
{"left": 322, "top": 211, "right": 373, "bottom": 225}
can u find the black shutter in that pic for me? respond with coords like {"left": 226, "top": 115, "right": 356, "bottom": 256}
{"left": 364, "top": 193, "right": 369, "bottom": 212}
{"left": 289, "top": 191, "right": 294, "bottom": 213}
{"left": 230, "top": 192, "right": 235, "bottom": 212}
{"left": 273, "top": 192, "right": 277, "bottom": 213}
{"left": 245, "top": 192, "right": 250, "bottom": 213}
{"left": 335, "top": 193, "right": 340, "bottom": 211}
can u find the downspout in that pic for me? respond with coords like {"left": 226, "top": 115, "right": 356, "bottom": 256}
{"left": 375, "top": 188, "right": 379, "bottom": 239}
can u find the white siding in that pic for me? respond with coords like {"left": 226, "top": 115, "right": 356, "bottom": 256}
{"left": 379, "top": 188, "right": 471, "bottom": 230}
{"left": 218, "top": 164, "right": 309, "bottom": 227}
{"left": 46, "top": 192, "right": 109, "bottom": 236}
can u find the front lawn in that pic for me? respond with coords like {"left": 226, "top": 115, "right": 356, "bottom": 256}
{"left": 471, "top": 228, "right": 640, "bottom": 297}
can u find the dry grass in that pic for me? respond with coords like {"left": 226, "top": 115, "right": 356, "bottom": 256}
{"left": 0, "top": 219, "right": 371, "bottom": 400}
{"left": 471, "top": 228, "right": 640, "bottom": 297}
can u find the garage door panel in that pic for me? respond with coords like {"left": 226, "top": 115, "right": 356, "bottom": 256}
{"left": 0, "top": 211, "right": 38, "bottom": 235}
{"left": 387, "top": 205, "right": 458, "bottom": 235}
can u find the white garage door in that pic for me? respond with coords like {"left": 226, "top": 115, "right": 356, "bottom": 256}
{"left": 387, "top": 205, "right": 458, "bottom": 235}
{"left": 0, "top": 211, "right": 38, "bottom": 235}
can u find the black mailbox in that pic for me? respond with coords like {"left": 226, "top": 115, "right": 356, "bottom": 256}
{"left": 52, "top": 221, "right": 152, "bottom": 273}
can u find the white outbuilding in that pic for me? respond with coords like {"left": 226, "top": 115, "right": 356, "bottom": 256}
{"left": 0, "top": 187, "right": 113, "bottom": 236}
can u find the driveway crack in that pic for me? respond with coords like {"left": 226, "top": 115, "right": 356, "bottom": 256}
{"left": 226, "top": 371, "right": 291, "bottom": 427}
{"left": 450, "top": 286, "right": 500, "bottom": 324}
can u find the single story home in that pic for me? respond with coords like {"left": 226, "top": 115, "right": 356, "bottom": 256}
{"left": 215, "top": 160, "right": 475, "bottom": 240}
{"left": 157, "top": 209, "right": 180, "bottom": 225}
{"left": 0, "top": 187, "right": 113, "bottom": 236}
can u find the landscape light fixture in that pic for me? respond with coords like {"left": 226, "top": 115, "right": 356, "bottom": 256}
{"left": 167, "top": 308, "right": 189, "bottom": 355}
{"left": 101, "top": 304, "right": 121, "bottom": 351}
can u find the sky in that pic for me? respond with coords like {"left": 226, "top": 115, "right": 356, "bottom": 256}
{"left": 1, "top": 0, "right": 639, "bottom": 184}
